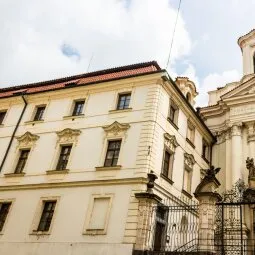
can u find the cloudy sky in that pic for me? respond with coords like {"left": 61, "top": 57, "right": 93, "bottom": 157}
{"left": 0, "top": 0, "right": 254, "bottom": 106}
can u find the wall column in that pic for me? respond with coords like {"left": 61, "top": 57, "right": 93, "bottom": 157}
{"left": 231, "top": 124, "right": 243, "bottom": 184}
{"left": 225, "top": 130, "right": 232, "bottom": 190}
{"left": 246, "top": 121, "right": 255, "bottom": 159}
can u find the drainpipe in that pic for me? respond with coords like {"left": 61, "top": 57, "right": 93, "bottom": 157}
{"left": 0, "top": 94, "right": 28, "bottom": 172}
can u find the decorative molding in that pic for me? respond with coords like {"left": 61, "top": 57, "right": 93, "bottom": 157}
{"left": 164, "top": 133, "right": 179, "bottom": 152}
{"left": 103, "top": 121, "right": 130, "bottom": 136}
{"left": 245, "top": 121, "right": 255, "bottom": 142}
{"left": 16, "top": 132, "right": 39, "bottom": 148}
{"left": 56, "top": 128, "right": 81, "bottom": 145}
{"left": 184, "top": 152, "right": 196, "bottom": 169}
{"left": 231, "top": 123, "right": 242, "bottom": 136}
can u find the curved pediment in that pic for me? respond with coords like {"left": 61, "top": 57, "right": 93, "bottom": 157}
{"left": 56, "top": 128, "right": 81, "bottom": 144}
{"left": 164, "top": 133, "right": 179, "bottom": 152}
{"left": 17, "top": 132, "right": 39, "bottom": 147}
{"left": 103, "top": 121, "right": 130, "bottom": 136}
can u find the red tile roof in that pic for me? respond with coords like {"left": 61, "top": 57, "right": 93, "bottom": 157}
{"left": 0, "top": 61, "right": 161, "bottom": 98}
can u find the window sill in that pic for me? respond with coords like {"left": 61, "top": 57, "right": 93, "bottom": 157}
{"left": 167, "top": 117, "right": 179, "bottom": 130}
{"left": 95, "top": 165, "right": 122, "bottom": 171}
{"left": 83, "top": 229, "right": 107, "bottom": 235}
{"left": 63, "top": 114, "right": 85, "bottom": 120}
{"left": 30, "top": 231, "right": 51, "bottom": 236}
{"left": 109, "top": 108, "right": 132, "bottom": 114}
{"left": 4, "top": 172, "right": 26, "bottom": 177}
{"left": 160, "top": 174, "right": 174, "bottom": 185}
{"left": 46, "top": 169, "right": 69, "bottom": 175}
{"left": 182, "top": 189, "right": 192, "bottom": 199}
{"left": 186, "top": 138, "right": 195, "bottom": 149}
{"left": 24, "top": 120, "right": 44, "bottom": 125}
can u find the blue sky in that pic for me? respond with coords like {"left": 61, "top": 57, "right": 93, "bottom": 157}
{"left": 0, "top": 0, "right": 254, "bottom": 106}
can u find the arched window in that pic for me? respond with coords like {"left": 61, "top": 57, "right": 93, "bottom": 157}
{"left": 186, "top": 92, "right": 191, "bottom": 103}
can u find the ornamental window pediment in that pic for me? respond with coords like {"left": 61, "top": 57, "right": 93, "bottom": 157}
{"left": 103, "top": 121, "right": 130, "bottom": 137}
{"left": 17, "top": 132, "right": 39, "bottom": 148}
{"left": 184, "top": 152, "right": 196, "bottom": 170}
{"left": 164, "top": 133, "right": 179, "bottom": 153}
{"left": 56, "top": 128, "right": 81, "bottom": 145}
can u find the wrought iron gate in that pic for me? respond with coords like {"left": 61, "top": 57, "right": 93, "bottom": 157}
{"left": 215, "top": 180, "right": 255, "bottom": 254}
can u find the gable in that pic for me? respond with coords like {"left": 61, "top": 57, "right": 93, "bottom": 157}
{"left": 221, "top": 76, "right": 255, "bottom": 99}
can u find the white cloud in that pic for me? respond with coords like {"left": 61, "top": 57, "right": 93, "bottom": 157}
{"left": 0, "top": 0, "right": 192, "bottom": 87}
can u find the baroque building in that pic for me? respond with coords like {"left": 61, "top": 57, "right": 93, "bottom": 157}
{"left": 0, "top": 61, "right": 213, "bottom": 254}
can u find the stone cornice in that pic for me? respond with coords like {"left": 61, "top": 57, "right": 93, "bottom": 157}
{"left": 0, "top": 177, "right": 148, "bottom": 191}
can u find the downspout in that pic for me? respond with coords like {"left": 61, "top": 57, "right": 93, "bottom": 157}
{"left": 0, "top": 94, "right": 28, "bottom": 172}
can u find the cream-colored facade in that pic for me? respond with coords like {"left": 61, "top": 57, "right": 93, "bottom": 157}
{"left": 0, "top": 62, "right": 213, "bottom": 254}
{"left": 200, "top": 29, "right": 255, "bottom": 192}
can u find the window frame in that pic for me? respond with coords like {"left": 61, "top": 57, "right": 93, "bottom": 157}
{"left": 0, "top": 110, "right": 7, "bottom": 125}
{"left": 33, "top": 105, "right": 46, "bottom": 121}
{"left": 116, "top": 93, "right": 131, "bottom": 110}
{"left": 72, "top": 100, "right": 85, "bottom": 116}
{"left": 14, "top": 149, "right": 31, "bottom": 174}
{"left": 186, "top": 121, "right": 195, "bottom": 146}
{"left": 0, "top": 201, "right": 12, "bottom": 233}
{"left": 183, "top": 166, "right": 193, "bottom": 194}
{"left": 104, "top": 140, "right": 122, "bottom": 167}
{"left": 202, "top": 139, "right": 210, "bottom": 163}
{"left": 55, "top": 145, "right": 72, "bottom": 171}
{"left": 168, "top": 99, "right": 179, "bottom": 128}
{"left": 161, "top": 149, "right": 174, "bottom": 181}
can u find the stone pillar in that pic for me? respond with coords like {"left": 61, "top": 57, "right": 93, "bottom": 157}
{"left": 194, "top": 166, "right": 221, "bottom": 253}
{"left": 225, "top": 130, "right": 232, "bottom": 190}
{"left": 231, "top": 124, "right": 242, "bottom": 184}
{"left": 246, "top": 121, "right": 255, "bottom": 159}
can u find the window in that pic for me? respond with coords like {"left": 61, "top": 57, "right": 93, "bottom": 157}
{"left": 168, "top": 101, "right": 178, "bottom": 126}
{"left": 104, "top": 140, "right": 121, "bottom": 167}
{"left": 183, "top": 167, "right": 192, "bottom": 194}
{"left": 56, "top": 145, "right": 72, "bottom": 170}
{"left": 186, "top": 92, "right": 191, "bottom": 103}
{"left": 187, "top": 122, "right": 195, "bottom": 145}
{"left": 0, "top": 202, "right": 11, "bottom": 232}
{"left": 202, "top": 139, "right": 210, "bottom": 162}
{"left": 162, "top": 150, "right": 174, "bottom": 179}
{"left": 0, "top": 111, "right": 6, "bottom": 125}
{"left": 72, "top": 100, "right": 85, "bottom": 116}
{"left": 33, "top": 106, "right": 46, "bottom": 121}
{"left": 117, "top": 93, "right": 131, "bottom": 110}
{"left": 14, "top": 149, "right": 30, "bottom": 174}
{"left": 37, "top": 201, "right": 56, "bottom": 232}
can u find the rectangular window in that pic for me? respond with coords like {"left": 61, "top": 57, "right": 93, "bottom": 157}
{"left": 0, "top": 202, "right": 11, "bottom": 232}
{"left": 187, "top": 122, "right": 195, "bottom": 144}
{"left": 37, "top": 201, "right": 56, "bottom": 232}
{"left": 104, "top": 140, "right": 121, "bottom": 167}
{"left": 202, "top": 140, "right": 210, "bottom": 162}
{"left": 117, "top": 93, "right": 131, "bottom": 110}
{"left": 56, "top": 145, "right": 72, "bottom": 170}
{"left": 0, "top": 111, "right": 7, "bottom": 125}
{"left": 14, "top": 149, "right": 30, "bottom": 174}
{"left": 162, "top": 150, "right": 174, "bottom": 179}
{"left": 168, "top": 101, "right": 178, "bottom": 126}
{"left": 33, "top": 106, "right": 46, "bottom": 121}
{"left": 183, "top": 168, "right": 192, "bottom": 193}
{"left": 72, "top": 100, "right": 85, "bottom": 116}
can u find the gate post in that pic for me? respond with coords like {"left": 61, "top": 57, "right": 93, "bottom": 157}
{"left": 194, "top": 166, "right": 222, "bottom": 253}
{"left": 133, "top": 172, "right": 162, "bottom": 255}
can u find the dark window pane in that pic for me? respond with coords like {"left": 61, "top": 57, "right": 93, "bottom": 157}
{"left": 72, "top": 101, "right": 85, "bottom": 116}
{"left": 34, "top": 106, "right": 46, "bottom": 121}
{"left": 104, "top": 140, "right": 121, "bottom": 167}
{"left": 56, "top": 145, "right": 72, "bottom": 170}
{"left": 0, "top": 111, "right": 7, "bottom": 125}
{"left": 162, "top": 151, "right": 170, "bottom": 177}
{"left": 117, "top": 93, "right": 131, "bottom": 110}
{"left": 37, "top": 201, "right": 56, "bottom": 232}
{"left": 0, "top": 203, "right": 11, "bottom": 232}
{"left": 14, "top": 149, "right": 30, "bottom": 174}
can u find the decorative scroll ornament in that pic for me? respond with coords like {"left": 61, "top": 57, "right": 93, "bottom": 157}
{"left": 103, "top": 121, "right": 130, "bottom": 136}
{"left": 56, "top": 128, "right": 81, "bottom": 144}
{"left": 17, "top": 132, "right": 39, "bottom": 147}
{"left": 184, "top": 153, "right": 195, "bottom": 169}
{"left": 164, "top": 133, "right": 179, "bottom": 152}
{"left": 246, "top": 157, "right": 255, "bottom": 179}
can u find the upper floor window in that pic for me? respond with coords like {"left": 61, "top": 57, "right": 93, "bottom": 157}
{"left": 104, "top": 140, "right": 121, "bottom": 167}
{"left": 186, "top": 121, "right": 195, "bottom": 146}
{"left": 56, "top": 145, "right": 72, "bottom": 170}
{"left": 0, "top": 202, "right": 11, "bottom": 232}
{"left": 33, "top": 106, "right": 46, "bottom": 121}
{"left": 37, "top": 201, "right": 56, "bottom": 232}
{"left": 202, "top": 139, "right": 210, "bottom": 162}
{"left": 117, "top": 93, "right": 131, "bottom": 110}
{"left": 162, "top": 150, "right": 174, "bottom": 180}
{"left": 14, "top": 149, "right": 30, "bottom": 174}
{"left": 186, "top": 92, "right": 191, "bottom": 103}
{"left": 182, "top": 153, "right": 195, "bottom": 196}
{"left": 168, "top": 100, "right": 179, "bottom": 128}
{"left": 72, "top": 100, "right": 85, "bottom": 116}
{"left": 0, "top": 111, "right": 7, "bottom": 125}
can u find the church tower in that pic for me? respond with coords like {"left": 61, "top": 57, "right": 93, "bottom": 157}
{"left": 238, "top": 29, "right": 255, "bottom": 78}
